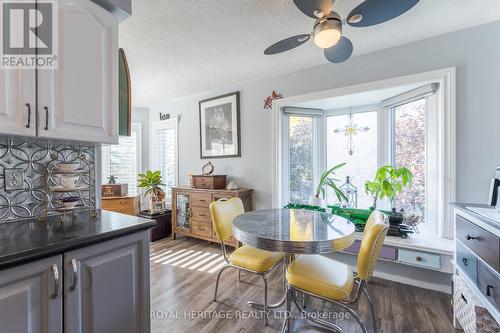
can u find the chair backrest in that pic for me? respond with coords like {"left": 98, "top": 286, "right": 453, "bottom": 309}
{"left": 357, "top": 210, "right": 389, "bottom": 281}
{"left": 209, "top": 198, "right": 244, "bottom": 242}
{"left": 363, "top": 210, "right": 386, "bottom": 235}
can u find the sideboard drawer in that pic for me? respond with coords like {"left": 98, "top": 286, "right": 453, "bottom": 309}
{"left": 398, "top": 249, "right": 441, "bottom": 270}
{"left": 191, "top": 207, "right": 211, "bottom": 222}
{"left": 456, "top": 241, "right": 478, "bottom": 283}
{"left": 343, "top": 240, "right": 397, "bottom": 261}
{"left": 478, "top": 261, "right": 500, "bottom": 310}
{"left": 456, "top": 215, "right": 499, "bottom": 272}
{"left": 191, "top": 193, "right": 211, "bottom": 208}
{"left": 191, "top": 220, "right": 212, "bottom": 238}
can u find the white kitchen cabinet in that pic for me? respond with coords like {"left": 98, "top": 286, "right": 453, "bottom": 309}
{"left": 0, "top": 0, "right": 118, "bottom": 144}
{"left": 64, "top": 231, "right": 150, "bottom": 333}
{"left": 0, "top": 68, "right": 36, "bottom": 137}
{"left": 38, "top": 0, "right": 118, "bottom": 144}
{"left": 0, "top": 256, "right": 63, "bottom": 333}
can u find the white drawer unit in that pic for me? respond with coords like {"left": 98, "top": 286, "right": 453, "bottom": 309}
{"left": 398, "top": 248, "right": 441, "bottom": 270}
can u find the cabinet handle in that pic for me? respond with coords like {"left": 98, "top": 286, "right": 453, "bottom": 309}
{"left": 50, "top": 264, "right": 59, "bottom": 299}
{"left": 198, "top": 213, "right": 206, "bottom": 217}
{"left": 487, "top": 285, "right": 494, "bottom": 297}
{"left": 70, "top": 258, "right": 78, "bottom": 291}
{"left": 465, "top": 235, "right": 476, "bottom": 241}
{"left": 187, "top": 208, "right": 192, "bottom": 217}
{"left": 43, "top": 106, "right": 49, "bottom": 130}
{"left": 461, "top": 293, "right": 468, "bottom": 304}
{"left": 25, "top": 103, "right": 31, "bottom": 128}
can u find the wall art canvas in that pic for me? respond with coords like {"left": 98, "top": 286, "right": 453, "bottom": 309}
{"left": 199, "top": 91, "right": 240, "bottom": 158}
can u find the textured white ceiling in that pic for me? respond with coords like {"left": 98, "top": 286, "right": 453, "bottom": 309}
{"left": 120, "top": 0, "right": 500, "bottom": 107}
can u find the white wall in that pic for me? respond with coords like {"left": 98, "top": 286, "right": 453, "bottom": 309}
{"left": 150, "top": 20, "right": 500, "bottom": 210}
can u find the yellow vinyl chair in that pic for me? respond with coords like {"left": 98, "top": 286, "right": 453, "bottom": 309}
{"left": 283, "top": 210, "right": 389, "bottom": 333}
{"left": 210, "top": 198, "right": 285, "bottom": 325}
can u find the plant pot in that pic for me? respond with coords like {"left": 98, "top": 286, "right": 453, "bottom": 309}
{"left": 309, "top": 195, "right": 323, "bottom": 207}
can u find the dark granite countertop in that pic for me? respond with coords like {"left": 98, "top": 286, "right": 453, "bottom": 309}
{"left": 0, "top": 210, "right": 156, "bottom": 271}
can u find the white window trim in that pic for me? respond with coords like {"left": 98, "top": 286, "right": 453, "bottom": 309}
{"left": 271, "top": 67, "right": 456, "bottom": 239}
{"left": 132, "top": 122, "right": 143, "bottom": 174}
{"left": 151, "top": 118, "right": 179, "bottom": 203}
{"left": 101, "top": 122, "right": 143, "bottom": 196}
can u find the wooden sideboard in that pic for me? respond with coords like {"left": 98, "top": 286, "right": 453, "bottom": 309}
{"left": 171, "top": 186, "right": 253, "bottom": 248}
{"left": 102, "top": 195, "right": 140, "bottom": 216}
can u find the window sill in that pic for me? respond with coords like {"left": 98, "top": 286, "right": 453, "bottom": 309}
{"left": 353, "top": 231, "right": 454, "bottom": 255}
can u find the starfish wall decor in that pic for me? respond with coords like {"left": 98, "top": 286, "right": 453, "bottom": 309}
{"left": 333, "top": 113, "right": 370, "bottom": 155}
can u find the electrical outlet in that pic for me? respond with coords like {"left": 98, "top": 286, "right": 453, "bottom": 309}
{"left": 4, "top": 168, "right": 24, "bottom": 191}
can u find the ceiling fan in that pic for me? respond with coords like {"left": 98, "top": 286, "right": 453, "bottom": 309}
{"left": 264, "top": 0, "right": 420, "bottom": 63}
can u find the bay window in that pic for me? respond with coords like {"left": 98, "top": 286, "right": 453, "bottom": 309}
{"left": 280, "top": 82, "right": 447, "bottom": 236}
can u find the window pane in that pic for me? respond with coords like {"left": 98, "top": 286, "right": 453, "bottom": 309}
{"left": 152, "top": 123, "right": 177, "bottom": 202}
{"left": 289, "top": 116, "right": 313, "bottom": 204}
{"left": 326, "top": 112, "right": 378, "bottom": 208}
{"left": 393, "top": 98, "right": 426, "bottom": 218}
{"left": 102, "top": 130, "right": 139, "bottom": 195}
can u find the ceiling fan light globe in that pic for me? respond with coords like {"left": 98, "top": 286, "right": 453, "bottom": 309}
{"left": 313, "top": 17, "right": 342, "bottom": 48}
{"left": 314, "top": 29, "right": 341, "bottom": 48}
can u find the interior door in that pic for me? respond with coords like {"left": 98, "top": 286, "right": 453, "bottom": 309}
{"left": 0, "top": 255, "right": 63, "bottom": 333}
{"left": 37, "top": 0, "right": 118, "bottom": 143}
{"left": 0, "top": 68, "right": 36, "bottom": 137}
{"left": 64, "top": 232, "right": 150, "bottom": 333}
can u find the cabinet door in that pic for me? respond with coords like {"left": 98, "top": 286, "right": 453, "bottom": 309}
{"left": 0, "top": 256, "right": 63, "bottom": 333}
{"left": 64, "top": 231, "right": 150, "bottom": 333}
{"left": 0, "top": 68, "right": 36, "bottom": 136}
{"left": 38, "top": 0, "right": 118, "bottom": 143}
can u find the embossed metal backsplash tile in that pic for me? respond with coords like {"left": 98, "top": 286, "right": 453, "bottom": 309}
{"left": 0, "top": 136, "right": 96, "bottom": 222}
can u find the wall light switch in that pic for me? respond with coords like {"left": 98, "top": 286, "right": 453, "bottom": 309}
{"left": 4, "top": 168, "right": 24, "bottom": 191}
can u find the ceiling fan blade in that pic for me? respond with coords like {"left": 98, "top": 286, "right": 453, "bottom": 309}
{"left": 347, "top": 0, "right": 419, "bottom": 27}
{"left": 264, "top": 34, "right": 310, "bottom": 55}
{"left": 293, "top": 0, "right": 333, "bottom": 18}
{"left": 324, "top": 37, "right": 353, "bottom": 63}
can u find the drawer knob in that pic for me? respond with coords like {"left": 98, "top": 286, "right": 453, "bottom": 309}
{"left": 487, "top": 285, "right": 495, "bottom": 297}
{"left": 465, "top": 235, "right": 476, "bottom": 240}
{"left": 462, "top": 257, "right": 468, "bottom": 266}
{"left": 416, "top": 256, "right": 422, "bottom": 262}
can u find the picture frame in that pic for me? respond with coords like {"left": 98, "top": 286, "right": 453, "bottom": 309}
{"left": 199, "top": 91, "right": 241, "bottom": 159}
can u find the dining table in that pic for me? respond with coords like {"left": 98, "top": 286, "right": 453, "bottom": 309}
{"left": 233, "top": 208, "right": 356, "bottom": 332}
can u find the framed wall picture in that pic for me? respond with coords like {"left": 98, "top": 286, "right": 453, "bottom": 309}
{"left": 199, "top": 91, "right": 241, "bottom": 158}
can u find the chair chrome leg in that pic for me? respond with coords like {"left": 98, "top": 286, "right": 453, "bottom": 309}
{"left": 238, "top": 269, "right": 242, "bottom": 282}
{"left": 331, "top": 300, "right": 368, "bottom": 333}
{"left": 293, "top": 291, "right": 342, "bottom": 332}
{"left": 260, "top": 274, "right": 269, "bottom": 325}
{"left": 302, "top": 293, "right": 307, "bottom": 309}
{"left": 213, "top": 264, "right": 230, "bottom": 302}
{"left": 363, "top": 287, "right": 377, "bottom": 333}
{"left": 280, "top": 286, "right": 292, "bottom": 333}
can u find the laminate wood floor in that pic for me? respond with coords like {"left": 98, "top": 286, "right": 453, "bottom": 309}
{"left": 150, "top": 237, "right": 456, "bottom": 333}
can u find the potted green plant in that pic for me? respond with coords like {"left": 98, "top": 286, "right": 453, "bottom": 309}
{"left": 138, "top": 170, "right": 166, "bottom": 213}
{"left": 364, "top": 165, "right": 413, "bottom": 209}
{"left": 310, "top": 163, "right": 348, "bottom": 207}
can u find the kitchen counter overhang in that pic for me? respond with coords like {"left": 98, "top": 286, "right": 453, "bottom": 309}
{"left": 0, "top": 210, "right": 156, "bottom": 271}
